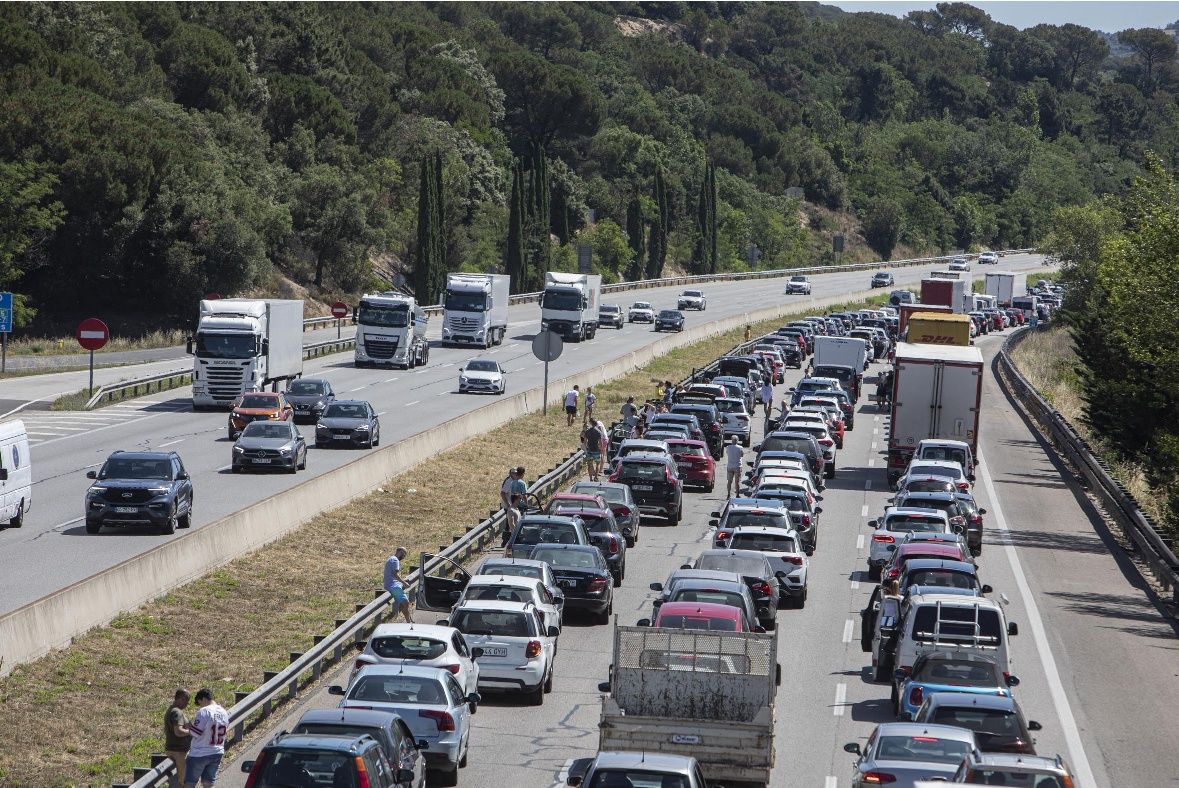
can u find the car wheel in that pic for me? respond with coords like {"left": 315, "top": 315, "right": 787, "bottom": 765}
{"left": 287, "top": 459, "right": 298, "bottom": 474}
{"left": 613, "top": 568, "right": 622, "bottom": 588}
{"left": 459, "top": 745, "right": 469, "bottom": 768}
{"left": 9, "top": 502, "right": 25, "bottom": 529}
{"left": 160, "top": 508, "right": 177, "bottom": 535}
{"left": 298, "top": 451, "right": 307, "bottom": 470}
{"left": 704, "top": 481, "right": 714, "bottom": 493}
{"left": 796, "top": 588, "right": 808, "bottom": 608}
{"left": 595, "top": 600, "right": 613, "bottom": 625}
{"left": 372, "top": 428, "right": 380, "bottom": 447}
{"left": 433, "top": 766, "right": 459, "bottom": 787}
{"left": 178, "top": 500, "right": 193, "bottom": 529}
{"left": 544, "top": 667, "right": 554, "bottom": 693}
{"left": 227, "top": 429, "right": 235, "bottom": 441}
{"left": 825, "top": 465, "right": 835, "bottom": 479}
{"left": 527, "top": 681, "right": 545, "bottom": 706}
{"left": 85, "top": 520, "right": 101, "bottom": 534}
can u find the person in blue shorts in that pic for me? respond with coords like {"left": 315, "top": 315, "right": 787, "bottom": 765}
{"left": 383, "top": 547, "right": 412, "bottom": 623}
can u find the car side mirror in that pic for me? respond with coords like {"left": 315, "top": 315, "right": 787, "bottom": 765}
{"left": 679, "top": 563, "right": 692, "bottom": 570}
{"left": 775, "top": 571, "right": 788, "bottom": 580}
{"left": 894, "top": 669, "right": 908, "bottom": 682}
{"left": 816, "top": 495, "right": 824, "bottom": 502}
{"left": 1006, "top": 674, "right": 1021, "bottom": 687}
{"left": 636, "top": 618, "right": 651, "bottom": 627}
{"left": 471, "top": 647, "right": 484, "bottom": 659}
{"left": 708, "top": 519, "right": 718, "bottom": 527}
{"left": 240, "top": 760, "right": 255, "bottom": 773}
{"left": 897, "top": 711, "right": 914, "bottom": 722}
{"left": 753, "top": 625, "right": 766, "bottom": 634}
{"left": 843, "top": 742, "right": 861, "bottom": 756}
{"left": 327, "top": 685, "right": 345, "bottom": 696}
{"left": 649, "top": 582, "right": 663, "bottom": 592}
{"left": 547, "top": 626, "right": 560, "bottom": 638}
{"left": 981, "top": 584, "right": 993, "bottom": 594}
{"left": 416, "top": 739, "right": 430, "bottom": 750}
{"left": 466, "top": 692, "right": 481, "bottom": 704}
{"left": 814, "top": 507, "right": 823, "bottom": 514}
{"left": 885, "top": 544, "right": 896, "bottom": 552}
{"left": 86, "top": 470, "right": 98, "bottom": 479}
{"left": 1028, "top": 720, "right": 1042, "bottom": 731}
{"left": 1007, "top": 622, "right": 1019, "bottom": 636}
{"left": 967, "top": 474, "right": 976, "bottom": 482}
{"left": 597, "top": 680, "right": 612, "bottom": 693}
{"left": 752, "top": 444, "right": 761, "bottom": 451}
{"left": 177, "top": 472, "right": 189, "bottom": 481}
{"left": 568, "top": 777, "right": 584, "bottom": 787}
{"left": 396, "top": 769, "right": 415, "bottom": 784}
{"left": 978, "top": 508, "right": 987, "bottom": 515}
{"left": 435, "top": 619, "right": 450, "bottom": 627}
{"left": 0, "top": 469, "right": 7, "bottom": 481}
{"left": 868, "top": 520, "right": 878, "bottom": 528}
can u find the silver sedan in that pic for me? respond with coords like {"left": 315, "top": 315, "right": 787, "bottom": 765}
{"left": 844, "top": 722, "right": 977, "bottom": 787}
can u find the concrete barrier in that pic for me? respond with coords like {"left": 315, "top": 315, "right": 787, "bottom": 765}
{"left": 0, "top": 287, "right": 878, "bottom": 674}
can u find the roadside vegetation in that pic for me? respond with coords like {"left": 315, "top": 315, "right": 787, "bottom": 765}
{"left": 3, "top": 330, "right": 185, "bottom": 357}
{"left": 50, "top": 372, "right": 193, "bottom": 412}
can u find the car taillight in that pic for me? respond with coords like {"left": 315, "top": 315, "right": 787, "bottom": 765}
{"left": 242, "top": 752, "right": 269, "bottom": 788}
{"left": 525, "top": 640, "right": 542, "bottom": 659}
{"left": 972, "top": 514, "right": 983, "bottom": 524}
{"left": 716, "top": 530, "right": 731, "bottom": 541}
{"left": 710, "top": 423, "right": 721, "bottom": 433}
{"left": 909, "top": 685, "right": 924, "bottom": 707}
{"left": 443, "top": 663, "right": 461, "bottom": 675}
{"left": 872, "top": 534, "right": 895, "bottom": 543}
{"left": 419, "top": 709, "right": 456, "bottom": 732}
{"left": 756, "top": 582, "right": 773, "bottom": 596}
{"left": 886, "top": 567, "right": 900, "bottom": 580}
{"left": 588, "top": 576, "right": 608, "bottom": 592}
{"left": 665, "top": 468, "right": 677, "bottom": 485}
{"left": 354, "top": 756, "right": 373, "bottom": 788}
{"left": 863, "top": 772, "right": 896, "bottom": 784}
{"left": 612, "top": 505, "right": 631, "bottom": 519}
{"left": 607, "top": 535, "right": 619, "bottom": 555}
{"left": 608, "top": 471, "right": 620, "bottom": 482}
{"left": 801, "top": 514, "right": 811, "bottom": 525}
{"left": 819, "top": 438, "right": 834, "bottom": 447}
{"left": 957, "top": 481, "right": 970, "bottom": 490}
{"left": 784, "top": 555, "right": 804, "bottom": 565}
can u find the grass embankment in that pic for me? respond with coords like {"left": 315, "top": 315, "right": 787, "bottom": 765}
{"left": 1011, "top": 325, "right": 1164, "bottom": 525}
{"left": 0, "top": 295, "right": 884, "bottom": 786}
{"left": 4, "top": 330, "right": 185, "bottom": 357}
{"left": 51, "top": 373, "right": 193, "bottom": 412}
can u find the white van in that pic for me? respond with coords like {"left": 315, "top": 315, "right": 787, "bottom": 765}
{"left": 0, "top": 420, "right": 32, "bottom": 528}
{"left": 889, "top": 593, "right": 1017, "bottom": 687}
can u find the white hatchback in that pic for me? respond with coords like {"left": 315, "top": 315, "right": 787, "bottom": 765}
{"left": 445, "top": 600, "right": 559, "bottom": 705}
{"left": 352, "top": 623, "right": 481, "bottom": 696}
{"left": 455, "top": 574, "right": 563, "bottom": 631}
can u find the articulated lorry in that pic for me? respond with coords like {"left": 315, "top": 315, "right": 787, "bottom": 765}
{"left": 984, "top": 271, "right": 1026, "bottom": 306}
{"left": 190, "top": 299, "right": 304, "bottom": 408}
{"left": 887, "top": 341, "right": 984, "bottom": 488}
{"left": 904, "top": 312, "right": 972, "bottom": 347}
{"left": 919, "top": 278, "right": 968, "bottom": 314}
{"left": 441, "top": 273, "right": 510, "bottom": 348}
{"left": 599, "top": 626, "right": 777, "bottom": 787}
{"left": 541, "top": 272, "right": 602, "bottom": 342}
{"left": 353, "top": 292, "right": 429, "bottom": 369}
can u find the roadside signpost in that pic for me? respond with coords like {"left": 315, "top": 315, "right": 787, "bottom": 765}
{"left": 331, "top": 301, "right": 348, "bottom": 339}
{"left": 0, "top": 292, "right": 12, "bottom": 373}
{"left": 531, "top": 329, "right": 564, "bottom": 414}
{"left": 76, "top": 317, "right": 110, "bottom": 394}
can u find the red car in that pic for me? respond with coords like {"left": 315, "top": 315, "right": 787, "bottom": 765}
{"left": 646, "top": 601, "right": 751, "bottom": 632}
{"left": 665, "top": 438, "right": 715, "bottom": 492}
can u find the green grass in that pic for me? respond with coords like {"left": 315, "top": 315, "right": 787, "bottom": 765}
{"left": 6, "top": 329, "right": 186, "bottom": 357}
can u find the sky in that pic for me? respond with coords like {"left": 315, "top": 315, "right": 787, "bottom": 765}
{"left": 826, "top": 2, "right": 1179, "bottom": 33}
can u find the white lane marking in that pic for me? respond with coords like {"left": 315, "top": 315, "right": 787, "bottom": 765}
{"left": 514, "top": 367, "right": 528, "bottom": 372}
{"left": 384, "top": 376, "right": 399, "bottom": 383}
{"left": 158, "top": 439, "right": 184, "bottom": 447}
{"left": 871, "top": 441, "right": 878, "bottom": 450}
{"left": 850, "top": 580, "right": 860, "bottom": 590}
{"left": 842, "top": 619, "right": 854, "bottom": 643}
{"left": 507, "top": 343, "right": 520, "bottom": 349}
{"left": 856, "top": 534, "right": 865, "bottom": 550}
{"left": 861, "top": 504, "right": 869, "bottom": 518}
{"left": 979, "top": 461, "right": 1097, "bottom": 787}
{"left": 833, "top": 683, "right": 847, "bottom": 716}
{"left": 348, "top": 385, "right": 368, "bottom": 392}
{"left": 438, "top": 363, "right": 454, "bottom": 368}
{"left": 405, "top": 400, "right": 420, "bottom": 407}
{"left": 867, "top": 458, "right": 875, "bottom": 467}
{"left": 377, "top": 411, "right": 387, "bottom": 416}
{"left": 825, "top": 777, "right": 838, "bottom": 788}
{"left": 864, "top": 479, "right": 872, "bottom": 490}
{"left": 216, "top": 464, "right": 231, "bottom": 472}
{"left": 27, "top": 430, "right": 69, "bottom": 437}
{"left": 43, "top": 516, "right": 83, "bottom": 533}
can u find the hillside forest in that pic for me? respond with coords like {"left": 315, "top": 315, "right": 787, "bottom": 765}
{"left": 2, "top": 2, "right": 1177, "bottom": 331}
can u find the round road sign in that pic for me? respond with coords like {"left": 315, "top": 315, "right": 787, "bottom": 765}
{"left": 205, "top": 292, "right": 221, "bottom": 300}
{"left": 531, "top": 329, "right": 564, "bottom": 362}
{"left": 331, "top": 301, "right": 349, "bottom": 319}
{"left": 76, "top": 318, "right": 110, "bottom": 351}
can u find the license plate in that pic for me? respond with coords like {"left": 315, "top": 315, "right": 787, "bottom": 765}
{"left": 632, "top": 484, "right": 653, "bottom": 491}
{"left": 114, "top": 506, "right": 138, "bottom": 513}
{"left": 672, "top": 734, "right": 701, "bottom": 745}
{"left": 558, "top": 579, "right": 577, "bottom": 588}
{"left": 677, "top": 463, "right": 691, "bottom": 470}
{"left": 252, "top": 458, "right": 272, "bottom": 464}
{"left": 479, "top": 647, "right": 507, "bottom": 658}
{"left": 333, "top": 434, "right": 351, "bottom": 440}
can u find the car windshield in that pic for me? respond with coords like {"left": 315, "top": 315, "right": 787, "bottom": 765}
{"left": 887, "top": 516, "right": 945, "bottom": 533}
{"left": 253, "top": 749, "right": 356, "bottom": 787}
{"left": 790, "top": 276, "right": 807, "bottom": 282}
{"left": 370, "top": 635, "right": 447, "bottom": 660}
{"left": 101, "top": 458, "right": 172, "bottom": 480}
{"left": 931, "top": 708, "right": 1022, "bottom": 739}
{"left": 287, "top": 381, "right": 327, "bottom": 395}
{"left": 696, "top": 555, "right": 767, "bottom": 576}
{"left": 480, "top": 565, "right": 542, "bottom": 581}
{"left": 444, "top": 290, "right": 487, "bottom": 312}
{"left": 905, "top": 500, "right": 957, "bottom": 518}
{"left": 194, "top": 332, "right": 256, "bottom": 360}
{"left": 632, "top": 302, "right": 651, "bottom": 309}
{"left": 357, "top": 303, "right": 409, "bottom": 328}
{"left": 324, "top": 403, "right": 367, "bottom": 418}
{"left": 348, "top": 674, "right": 447, "bottom": 704}
{"left": 921, "top": 447, "right": 969, "bottom": 468}
{"left": 967, "top": 771, "right": 1064, "bottom": 787}
{"left": 913, "top": 658, "right": 999, "bottom": 685}
{"left": 600, "top": 306, "right": 619, "bottom": 313}
{"left": 714, "top": 400, "right": 745, "bottom": 414}
{"left": 466, "top": 360, "right": 499, "bottom": 372}
{"left": 241, "top": 423, "right": 292, "bottom": 439}
{"left": 543, "top": 289, "right": 583, "bottom": 311}
{"left": 668, "top": 443, "right": 707, "bottom": 458}
{"left": 617, "top": 462, "right": 667, "bottom": 482}
{"left": 238, "top": 395, "right": 277, "bottom": 409}
{"left": 654, "top": 614, "right": 737, "bottom": 633}
{"left": 451, "top": 609, "right": 535, "bottom": 638}
{"left": 658, "top": 310, "right": 680, "bottom": 318}
{"left": 669, "top": 589, "right": 744, "bottom": 608}
{"left": 726, "top": 512, "right": 789, "bottom": 529}
{"left": 589, "top": 769, "right": 692, "bottom": 788}
{"left": 912, "top": 607, "right": 1002, "bottom": 644}
{"left": 514, "top": 522, "right": 579, "bottom": 545}
{"left": 683, "top": 291, "right": 701, "bottom": 297}
{"left": 573, "top": 515, "right": 614, "bottom": 534}
{"left": 573, "top": 485, "right": 625, "bottom": 503}
{"left": 907, "top": 570, "right": 977, "bottom": 590}
{"left": 761, "top": 437, "right": 815, "bottom": 455}
{"left": 906, "top": 479, "right": 955, "bottom": 493}
{"left": 729, "top": 532, "right": 796, "bottom": 552}
{"left": 911, "top": 464, "right": 962, "bottom": 479}
{"left": 465, "top": 585, "right": 534, "bottom": 604}
{"left": 875, "top": 735, "right": 972, "bottom": 764}
{"left": 532, "top": 547, "right": 598, "bottom": 569}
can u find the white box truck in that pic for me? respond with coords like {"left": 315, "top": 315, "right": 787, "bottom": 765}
{"left": 541, "top": 272, "right": 602, "bottom": 342}
{"left": 599, "top": 626, "right": 777, "bottom": 786}
{"left": 813, "top": 335, "right": 870, "bottom": 374}
{"left": 354, "top": 292, "right": 429, "bottom": 369}
{"left": 441, "top": 273, "right": 510, "bottom": 348}
{"left": 887, "top": 341, "right": 984, "bottom": 488}
{"left": 984, "top": 271, "right": 1026, "bottom": 306}
{"left": 190, "top": 299, "right": 304, "bottom": 408}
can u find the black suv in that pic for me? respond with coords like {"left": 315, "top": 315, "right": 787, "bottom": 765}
{"left": 85, "top": 451, "right": 194, "bottom": 535}
{"left": 241, "top": 732, "right": 415, "bottom": 788}
{"left": 610, "top": 453, "right": 683, "bottom": 524}
{"left": 670, "top": 403, "right": 724, "bottom": 458}
{"left": 654, "top": 309, "right": 685, "bottom": 332}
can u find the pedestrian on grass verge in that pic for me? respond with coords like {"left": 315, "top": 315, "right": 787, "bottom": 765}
{"left": 564, "top": 385, "right": 580, "bottom": 426}
{"left": 384, "top": 547, "right": 412, "bottom": 624}
{"left": 184, "top": 688, "right": 228, "bottom": 788}
{"left": 165, "top": 688, "right": 191, "bottom": 788}
{"left": 585, "top": 387, "right": 597, "bottom": 420}
{"left": 724, "top": 436, "right": 745, "bottom": 498}
{"left": 620, "top": 396, "right": 638, "bottom": 431}
{"left": 582, "top": 419, "right": 605, "bottom": 481}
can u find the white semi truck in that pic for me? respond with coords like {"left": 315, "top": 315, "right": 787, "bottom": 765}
{"left": 441, "top": 273, "right": 510, "bottom": 348}
{"left": 353, "top": 292, "right": 429, "bottom": 369}
{"left": 541, "top": 272, "right": 602, "bottom": 342}
{"left": 984, "top": 271, "right": 1026, "bottom": 306}
{"left": 190, "top": 299, "right": 304, "bottom": 409}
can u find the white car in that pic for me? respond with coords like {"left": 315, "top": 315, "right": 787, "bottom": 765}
{"left": 445, "top": 600, "right": 558, "bottom": 705}
{"left": 474, "top": 556, "right": 565, "bottom": 614}
{"left": 948, "top": 257, "right": 970, "bottom": 271}
{"left": 458, "top": 357, "right": 506, "bottom": 394}
{"left": 628, "top": 301, "right": 655, "bottom": 322}
{"left": 784, "top": 275, "right": 812, "bottom": 295}
{"left": 978, "top": 251, "right": 998, "bottom": 265}
{"left": 865, "top": 508, "right": 951, "bottom": 580}
{"left": 352, "top": 623, "right": 481, "bottom": 695}
{"left": 903, "top": 459, "right": 971, "bottom": 491}
{"left": 677, "top": 289, "right": 707, "bottom": 310}
{"left": 455, "top": 574, "right": 563, "bottom": 631}
{"left": 717, "top": 525, "right": 810, "bottom": 607}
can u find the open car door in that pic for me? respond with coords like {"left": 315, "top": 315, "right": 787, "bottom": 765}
{"left": 414, "top": 552, "right": 471, "bottom": 612}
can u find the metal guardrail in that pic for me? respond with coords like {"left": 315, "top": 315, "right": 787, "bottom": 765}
{"left": 997, "top": 326, "right": 1179, "bottom": 603}
{"left": 117, "top": 450, "right": 588, "bottom": 788}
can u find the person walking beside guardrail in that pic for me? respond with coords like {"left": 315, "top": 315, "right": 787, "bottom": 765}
{"left": 582, "top": 419, "right": 605, "bottom": 482}
{"left": 564, "top": 385, "right": 580, "bottom": 426}
{"left": 165, "top": 688, "right": 191, "bottom": 788}
{"left": 758, "top": 380, "right": 774, "bottom": 417}
{"left": 383, "top": 547, "right": 413, "bottom": 624}
{"left": 184, "top": 688, "right": 229, "bottom": 788}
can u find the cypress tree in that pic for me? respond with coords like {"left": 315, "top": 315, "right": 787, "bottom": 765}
{"left": 693, "top": 162, "right": 718, "bottom": 275}
{"left": 646, "top": 165, "right": 668, "bottom": 279}
{"left": 413, "top": 157, "right": 434, "bottom": 302}
{"left": 505, "top": 161, "right": 525, "bottom": 293}
{"left": 706, "top": 163, "right": 718, "bottom": 274}
{"left": 625, "top": 196, "right": 645, "bottom": 281}
{"left": 523, "top": 146, "right": 551, "bottom": 291}
{"left": 430, "top": 151, "right": 446, "bottom": 301}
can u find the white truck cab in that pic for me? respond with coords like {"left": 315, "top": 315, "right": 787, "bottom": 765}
{"left": 354, "top": 292, "right": 429, "bottom": 369}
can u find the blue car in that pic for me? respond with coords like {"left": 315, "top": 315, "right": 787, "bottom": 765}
{"left": 893, "top": 653, "right": 1019, "bottom": 719}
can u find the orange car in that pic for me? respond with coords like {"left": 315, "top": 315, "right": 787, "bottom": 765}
{"left": 227, "top": 391, "right": 294, "bottom": 439}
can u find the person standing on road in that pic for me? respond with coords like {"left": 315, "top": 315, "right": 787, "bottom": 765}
{"left": 383, "top": 547, "right": 412, "bottom": 624}
{"left": 165, "top": 689, "right": 191, "bottom": 788}
{"left": 724, "top": 436, "right": 745, "bottom": 498}
{"left": 582, "top": 419, "right": 605, "bottom": 481}
{"left": 564, "top": 385, "right": 580, "bottom": 426}
{"left": 184, "top": 688, "right": 229, "bottom": 788}
{"left": 758, "top": 380, "right": 774, "bottom": 417}
{"left": 584, "top": 387, "right": 597, "bottom": 420}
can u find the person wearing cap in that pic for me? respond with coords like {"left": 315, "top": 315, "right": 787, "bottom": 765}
{"left": 723, "top": 435, "right": 745, "bottom": 498}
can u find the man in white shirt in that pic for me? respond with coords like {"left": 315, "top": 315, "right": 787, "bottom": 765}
{"left": 564, "top": 385, "right": 580, "bottom": 426}
{"left": 185, "top": 688, "right": 229, "bottom": 788}
{"left": 758, "top": 381, "right": 774, "bottom": 417}
{"left": 724, "top": 436, "right": 745, "bottom": 497}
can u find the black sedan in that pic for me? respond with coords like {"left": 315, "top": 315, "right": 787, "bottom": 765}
{"left": 654, "top": 309, "right": 685, "bottom": 332}
{"left": 284, "top": 378, "right": 335, "bottom": 423}
{"left": 315, "top": 400, "right": 380, "bottom": 448}
{"left": 232, "top": 421, "right": 307, "bottom": 474}
{"left": 529, "top": 543, "right": 614, "bottom": 624}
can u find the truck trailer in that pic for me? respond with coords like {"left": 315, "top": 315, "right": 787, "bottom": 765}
{"left": 441, "top": 273, "right": 510, "bottom": 348}
{"left": 919, "top": 278, "right": 967, "bottom": 314}
{"left": 190, "top": 299, "right": 304, "bottom": 408}
{"left": 904, "top": 312, "right": 972, "bottom": 347}
{"left": 898, "top": 303, "right": 951, "bottom": 335}
{"left": 984, "top": 271, "right": 1026, "bottom": 306}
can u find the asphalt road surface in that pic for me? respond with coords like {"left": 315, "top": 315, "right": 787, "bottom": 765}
{"left": 0, "top": 256, "right": 1048, "bottom": 617}
{"left": 220, "top": 318, "right": 1179, "bottom": 788}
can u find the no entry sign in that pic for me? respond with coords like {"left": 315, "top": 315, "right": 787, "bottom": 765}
{"left": 331, "top": 301, "right": 348, "bottom": 318}
{"left": 76, "top": 318, "right": 110, "bottom": 351}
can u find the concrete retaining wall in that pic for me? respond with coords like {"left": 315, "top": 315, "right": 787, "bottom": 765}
{"left": 0, "top": 288, "right": 872, "bottom": 674}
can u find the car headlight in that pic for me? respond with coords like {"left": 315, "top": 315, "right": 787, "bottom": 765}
{"left": 278, "top": 447, "right": 291, "bottom": 455}
{"left": 460, "top": 376, "right": 468, "bottom": 383}
{"left": 316, "top": 425, "right": 329, "bottom": 433}
{"left": 148, "top": 486, "right": 171, "bottom": 494}
{"left": 88, "top": 486, "right": 108, "bottom": 496}
{"left": 233, "top": 446, "right": 244, "bottom": 453}
{"left": 355, "top": 424, "right": 370, "bottom": 431}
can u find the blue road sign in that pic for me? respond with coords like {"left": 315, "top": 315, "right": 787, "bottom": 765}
{"left": 0, "top": 292, "right": 13, "bottom": 333}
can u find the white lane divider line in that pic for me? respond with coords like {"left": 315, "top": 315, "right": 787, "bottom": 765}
{"left": 348, "top": 385, "right": 368, "bottom": 392}
{"left": 979, "top": 461, "right": 1097, "bottom": 787}
{"left": 842, "top": 619, "right": 854, "bottom": 643}
{"left": 850, "top": 579, "right": 859, "bottom": 590}
{"left": 856, "top": 534, "right": 865, "bottom": 550}
{"left": 867, "top": 458, "right": 875, "bottom": 467}
{"left": 864, "top": 479, "right": 872, "bottom": 490}
{"left": 216, "top": 464, "right": 231, "bottom": 472}
{"left": 377, "top": 411, "right": 387, "bottom": 416}
{"left": 158, "top": 439, "right": 184, "bottom": 447}
{"left": 871, "top": 441, "right": 878, "bottom": 451}
{"left": 384, "top": 376, "right": 399, "bottom": 383}
{"left": 833, "top": 682, "right": 847, "bottom": 716}
{"left": 861, "top": 504, "right": 869, "bottom": 518}
{"left": 514, "top": 367, "right": 528, "bottom": 372}
{"left": 405, "top": 400, "right": 420, "bottom": 407}
{"left": 825, "top": 777, "right": 838, "bottom": 788}
{"left": 439, "top": 363, "right": 454, "bottom": 368}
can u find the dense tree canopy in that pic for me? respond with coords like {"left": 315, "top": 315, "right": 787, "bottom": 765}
{"left": 0, "top": 2, "right": 1174, "bottom": 329}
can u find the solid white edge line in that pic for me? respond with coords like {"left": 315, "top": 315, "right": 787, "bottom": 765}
{"left": 979, "top": 461, "right": 1097, "bottom": 788}
{"left": 833, "top": 682, "right": 847, "bottom": 716}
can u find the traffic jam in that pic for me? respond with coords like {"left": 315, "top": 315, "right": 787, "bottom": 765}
{"left": 237, "top": 266, "right": 1078, "bottom": 788}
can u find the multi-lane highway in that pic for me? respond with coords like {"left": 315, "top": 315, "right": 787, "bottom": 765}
{"left": 219, "top": 315, "right": 1179, "bottom": 788}
{"left": 0, "top": 257, "right": 1047, "bottom": 616}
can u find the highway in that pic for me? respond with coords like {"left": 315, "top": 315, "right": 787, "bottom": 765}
{"left": 0, "top": 257, "right": 1047, "bottom": 617}
{"left": 220, "top": 317, "right": 1179, "bottom": 788}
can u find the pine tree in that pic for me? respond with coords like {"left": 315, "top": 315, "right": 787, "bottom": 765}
{"left": 625, "top": 196, "right": 645, "bottom": 280}
{"left": 504, "top": 161, "right": 525, "bottom": 293}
